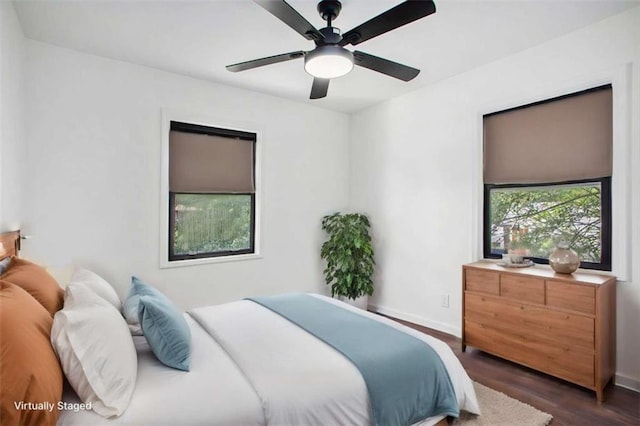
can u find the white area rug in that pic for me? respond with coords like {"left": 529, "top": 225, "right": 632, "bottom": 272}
{"left": 455, "top": 382, "right": 553, "bottom": 426}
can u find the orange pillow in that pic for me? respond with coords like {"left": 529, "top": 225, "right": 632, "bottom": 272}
{"left": 1, "top": 258, "right": 63, "bottom": 315}
{"left": 0, "top": 281, "right": 63, "bottom": 426}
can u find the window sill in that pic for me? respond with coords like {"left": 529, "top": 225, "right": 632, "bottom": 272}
{"left": 160, "top": 253, "right": 262, "bottom": 269}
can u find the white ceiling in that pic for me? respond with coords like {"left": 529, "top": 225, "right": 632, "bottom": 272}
{"left": 13, "top": 0, "right": 640, "bottom": 113}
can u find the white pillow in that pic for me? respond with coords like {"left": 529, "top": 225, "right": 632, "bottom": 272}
{"left": 51, "top": 284, "right": 137, "bottom": 418}
{"left": 70, "top": 268, "right": 121, "bottom": 311}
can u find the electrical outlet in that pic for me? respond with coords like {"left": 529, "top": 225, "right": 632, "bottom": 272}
{"left": 439, "top": 294, "right": 450, "bottom": 308}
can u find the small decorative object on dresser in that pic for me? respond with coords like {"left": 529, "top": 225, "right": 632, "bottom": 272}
{"left": 549, "top": 242, "right": 580, "bottom": 274}
{"left": 462, "top": 261, "right": 616, "bottom": 401}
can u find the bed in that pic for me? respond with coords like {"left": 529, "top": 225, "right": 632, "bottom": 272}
{"left": 0, "top": 230, "right": 480, "bottom": 426}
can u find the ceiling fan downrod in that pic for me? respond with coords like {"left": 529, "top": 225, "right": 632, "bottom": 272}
{"left": 317, "top": 0, "right": 342, "bottom": 27}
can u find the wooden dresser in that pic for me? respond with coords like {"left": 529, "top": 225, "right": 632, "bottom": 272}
{"left": 462, "top": 261, "right": 616, "bottom": 401}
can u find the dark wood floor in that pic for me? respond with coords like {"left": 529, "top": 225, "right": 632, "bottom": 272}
{"left": 389, "top": 316, "right": 640, "bottom": 426}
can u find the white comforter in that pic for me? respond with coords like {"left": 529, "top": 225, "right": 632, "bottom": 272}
{"left": 58, "top": 294, "right": 479, "bottom": 425}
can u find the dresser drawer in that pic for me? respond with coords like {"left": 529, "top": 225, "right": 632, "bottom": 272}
{"left": 465, "top": 269, "right": 499, "bottom": 295}
{"left": 464, "top": 293, "right": 594, "bottom": 350}
{"left": 500, "top": 274, "right": 544, "bottom": 304}
{"left": 465, "top": 319, "right": 595, "bottom": 387}
{"left": 546, "top": 280, "right": 595, "bottom": 315}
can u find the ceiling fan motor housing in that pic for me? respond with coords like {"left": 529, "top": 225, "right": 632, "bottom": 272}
{"left": 318, "top": 26, "right": 342, "bottom": 45}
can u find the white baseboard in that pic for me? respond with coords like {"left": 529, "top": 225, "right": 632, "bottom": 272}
{"left": 368, "top": 303, "right": 461, "bottom": 337}
{"left": 615, "top": 373, "right": 640, "bottom": 393}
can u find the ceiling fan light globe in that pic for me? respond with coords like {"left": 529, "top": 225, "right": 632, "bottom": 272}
{"left": 304, "top": 46, "right": 354, "bottom": 79}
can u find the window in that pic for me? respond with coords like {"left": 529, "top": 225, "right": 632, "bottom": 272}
{"left": 483, "top": 85, "right": 612, "bottom": 271}
{"left": 485, "top": 179, "right": 611, "bottom": 270}
{"left": 168, "top": 121, "right": 256, "bottom": 261}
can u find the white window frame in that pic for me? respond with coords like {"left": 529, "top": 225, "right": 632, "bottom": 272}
{"left": 159, "top": 109, "right": 262, "bottom": 268}
{"left": 471, "top": 63, "right": 632, "bottom": 281}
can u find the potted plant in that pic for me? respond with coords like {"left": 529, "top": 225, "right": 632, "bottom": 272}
{"left": 320, "top": 212, "right": 375, "bottom": 308}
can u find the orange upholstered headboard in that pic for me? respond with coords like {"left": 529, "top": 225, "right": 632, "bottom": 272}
{"left": 0, "top": 230, "right": 20, "bottom": 260}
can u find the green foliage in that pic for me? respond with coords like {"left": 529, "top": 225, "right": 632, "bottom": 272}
{"left": 174, "top": 194, "right": 251, "bottom": 255}
{"left": 320, "top": 213, "right": 375, "bottom": 300}
{"left": 490, "top": 184, "right": 601, "bottom": 262}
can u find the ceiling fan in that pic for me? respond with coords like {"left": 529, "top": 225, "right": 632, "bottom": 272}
{"left": 226, "top": 0, "right": 436, "bottom": 99}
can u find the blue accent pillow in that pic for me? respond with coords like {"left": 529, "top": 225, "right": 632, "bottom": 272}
{"left": 126, "top": 277, "right": 191, "bottom": 371}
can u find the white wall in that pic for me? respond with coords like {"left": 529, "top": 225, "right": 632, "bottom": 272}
{"left": 0, "top": 1, "right": 25, "bottom": 231}
{"left": 350, "top": 8, "right": 640, "bottom": 390}
{"left": 22, "top": 41, "right": 350, "bottom": 309}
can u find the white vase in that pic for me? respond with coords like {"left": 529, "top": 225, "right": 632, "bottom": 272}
{"left": 339, "top": 295, "right": 369, "bottom": 310}
{"left": 549, "top": 243, "right": 580, "bottom": 274}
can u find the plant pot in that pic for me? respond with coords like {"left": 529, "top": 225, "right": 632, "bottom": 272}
{"left": 339, "top": 295, "right": 368, "bottom": 310}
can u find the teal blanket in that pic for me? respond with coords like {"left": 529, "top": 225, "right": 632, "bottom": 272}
{"left": 247, "top": 294, "right": 459, "bottom": 426}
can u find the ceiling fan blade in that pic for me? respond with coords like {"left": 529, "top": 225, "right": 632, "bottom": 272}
{"left": 226, "top": 51, "right": 305, "bottom": 72}
{"left": 310, "top": 78, "right": 330, "bottom": 99}
{"left": 340, "top": 0, "right": 436, "bottom": 46}
{"left": 353, "top": 51, "right": 419, "bottom": 81}
{"left": 254, "top": 0, "right": 324, "bottom": 41}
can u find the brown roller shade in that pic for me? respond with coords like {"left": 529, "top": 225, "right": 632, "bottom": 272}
{"left": 169, "top": 130, "right": 255, "bottom": 193}
{"left": 484, "top": 86, "right": 612, "bottom": 184}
